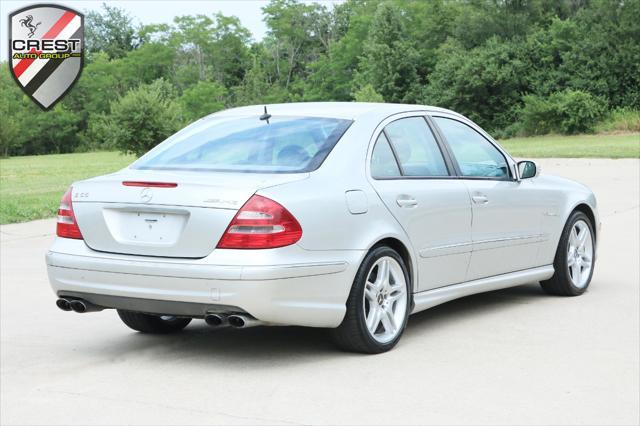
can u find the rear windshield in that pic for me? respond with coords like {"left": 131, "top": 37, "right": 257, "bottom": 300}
{"left": 133, "top": 115, "right": 353, "bottom": 173}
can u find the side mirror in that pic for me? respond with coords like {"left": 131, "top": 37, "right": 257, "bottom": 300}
{"left": 517, "top": 160, "right": 539, "bottom": 180}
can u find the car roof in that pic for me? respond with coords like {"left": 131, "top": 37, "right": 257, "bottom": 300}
{"left": 211, "top": 102, "right": 459, "bottom": 121}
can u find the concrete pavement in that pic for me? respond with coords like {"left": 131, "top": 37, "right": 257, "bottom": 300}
{"left": 1, "top": 158, "right": 638, "bottom": 425}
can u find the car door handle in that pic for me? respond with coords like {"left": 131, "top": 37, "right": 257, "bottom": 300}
{"left": 396, "top": 197, "right": 418, "bottom": 208}
{"left": 472, "top": 194, "right": 489, "bottom": 204}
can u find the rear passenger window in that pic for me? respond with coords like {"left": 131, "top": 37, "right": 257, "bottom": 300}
{"left": 384, "top": 117, "right": 449, "bottom": 177}
{"left": 371, "top": 133, "right": 401, "bottom": 178}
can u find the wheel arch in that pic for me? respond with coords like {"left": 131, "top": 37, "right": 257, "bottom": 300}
{"left": 368, "top": 237, "right": 416, "bottom": 298}
{"left": 572, "top": 203, "right": 598, "bottom": 242}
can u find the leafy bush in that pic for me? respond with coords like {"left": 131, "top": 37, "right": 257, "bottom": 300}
{"left": 422, "top": 37, "right": 527, "bottom": 132}
{"left": 79, "top": 113, "right": 116, "bottom": 152}
{"left": 352, "top": 84, "right": 384, "bottom": 103}
{"left": 90, "top": 79, "right": 185, "bottom": 156}
{"left": 490, "top": 122, "right": 524, "bottom": 140}
{"left": 23, "top": 106, "right": 82, "bottom": 154}
{"left": 179, "top": 80, "right": 227, "bottom": 121}
{"left": 520, "top": 90, "right": 606, "bottom": 135}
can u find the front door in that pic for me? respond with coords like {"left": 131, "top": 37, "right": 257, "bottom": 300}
{"left": 368, "top": 116, "right": 473, "bottom": 291}
{"left": 431, "top": 116, "right": 544, "bottom": 280}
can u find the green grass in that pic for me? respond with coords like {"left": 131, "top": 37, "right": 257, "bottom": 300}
{"left": 1, "top": 132, "right": 639, "bottom": 224}
{"left": 0, "top": 151, "right": 134, "bottom": 224}
{"left": 595, "top": 109, "right": 640, "bottom": 133}
{"left": 500, "top": 133, "right": 640, "bottom": 158}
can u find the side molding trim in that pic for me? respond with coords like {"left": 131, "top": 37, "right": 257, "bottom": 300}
{"left": 411, "top": 265, "right": 555, "bottom": 314}
{"left": 419, "top": 234, "right": 549, "bottom": 258}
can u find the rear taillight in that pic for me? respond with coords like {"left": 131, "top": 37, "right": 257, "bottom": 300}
{"left": 217, "top": 195, "right": 302, "bottom": 249}
{"left": 56, "top": 187, "right": 83, "bottom": 239}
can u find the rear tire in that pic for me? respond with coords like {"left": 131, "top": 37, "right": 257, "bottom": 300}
{"left": 541, "top": 211, "right": 595, "bottom": 296}
{"left": 117, "top": 310, "right": 192, "bottom": 334}
{"left": 331, "top": 246, "right": 411, "bottom": 354}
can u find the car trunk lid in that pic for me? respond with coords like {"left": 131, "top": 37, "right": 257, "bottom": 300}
{"left": 70, "top": 169, "right": 308, "bottom": 258}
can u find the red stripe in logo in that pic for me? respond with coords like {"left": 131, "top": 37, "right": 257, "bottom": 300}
{"left": 42, "top": 11, "right": 76, "bottom": 38}
{"left": 12, "top": 48, "right": 41, "bottom": 77}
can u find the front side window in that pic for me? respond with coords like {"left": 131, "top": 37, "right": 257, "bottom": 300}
{"left": 133, "top": 116, "right": 352, "bottom": 173}
{"left": 383, "top": 117, "right": 449, "bottom": 177}
{"left": 433, "top": 117, "right": 509, "bottom": 179}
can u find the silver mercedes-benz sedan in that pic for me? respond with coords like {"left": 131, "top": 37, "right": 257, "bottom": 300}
{"left": 47, "top": 102, "right": 599, "bottom": 353}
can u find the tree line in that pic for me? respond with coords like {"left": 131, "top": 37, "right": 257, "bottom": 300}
{"left": 1, "top": 0, "right": 638, "bottom": 157}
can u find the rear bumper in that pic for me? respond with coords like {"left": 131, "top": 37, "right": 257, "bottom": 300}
{"left": 46, "top": 238, "right": 364, "bottom": 328}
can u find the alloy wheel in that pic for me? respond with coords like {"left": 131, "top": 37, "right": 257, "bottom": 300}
{"left": 567, "top": 219, "right": 594, "bottom": 288}
{"left": 362, "top": 256, "right": 408, "bottom": 343}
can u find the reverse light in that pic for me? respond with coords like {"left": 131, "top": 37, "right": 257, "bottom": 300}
{"left": 217, "top": 195, "right": 302, "bottom": 249}
{"left": 56, "top": 187, "right": 83, "bottom": 239}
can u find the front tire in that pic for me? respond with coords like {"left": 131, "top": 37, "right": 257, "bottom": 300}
{"left": 117, "top": 310, "right": 192, "bottom": 334}
{"left": 331, "top": 246, "right": 411, "bottom": 354}
{"left": 541, "top": 211, "right": 595, "bottom": 296}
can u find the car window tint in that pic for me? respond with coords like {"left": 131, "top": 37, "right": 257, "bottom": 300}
{"left": 384, "top": 117, "right": 448, "bottom": 177}
{"left": 433, "top": 117, "right": 509, "bottom": 179}
{"left": 371, "top": 133, "right": 401, "bottom": 178}
{"left": 133, "top": 116, "right": 352, "bottom": 173}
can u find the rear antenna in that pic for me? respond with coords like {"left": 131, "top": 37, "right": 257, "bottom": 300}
{"left": 259, "top": 106, "right": 271, "bottom": 124}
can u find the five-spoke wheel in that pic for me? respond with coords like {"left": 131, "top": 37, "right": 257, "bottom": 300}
{"left": 363, "top": 256, "right": 408, "bottom": 344}
{"left": 542, "top": 211, "right": 595, "bottom": 296}
{"left": 331, "top": 246, "right": 410, "bottom": 353}
{"left": 566, "top": 219, "right": 594, "bottom": 288}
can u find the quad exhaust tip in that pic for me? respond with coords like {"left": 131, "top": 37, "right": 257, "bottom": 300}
{"left": 204, "top": 314, "right": 225, "bottom": 327}
{"left": 70, "top": 300, "right": 88, "bottom": 313}
{"left": 227, "top": 314, "right": 261, "bottom": 328}
{"left": 56, "top": 298, "right": 103, "bottom": 313}
{"left": 56, "top": 298, "right": 72, "bottom": 311}
{"left": 228, "top": 315, "right": 245, "bottom": 328}
{"left": 204, "top": 313, "right": 261, "bottom": 328}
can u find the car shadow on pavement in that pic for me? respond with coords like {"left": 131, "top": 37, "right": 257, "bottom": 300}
{"left": 405, "top": 282, "right": 548, "bottom": 334}
{"left": 79, "top": 282, "right": 548, "bottom": 366}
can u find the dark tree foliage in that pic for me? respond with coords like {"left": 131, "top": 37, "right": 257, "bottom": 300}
{"left": 355, "top": 3, "right": 420, "bottom": 103}
{"left": 1, "top": 0, "right": 638, "bottom": 157}
{"left": 423, "top": 37, "right": 529, "bottom": 131}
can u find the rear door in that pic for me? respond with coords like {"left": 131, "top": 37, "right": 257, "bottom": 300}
{"left": 431, "top": 115, "right": 544, "bottom": 280}
{"left": 368, "top": 115, "right": 472, "bottom": 291}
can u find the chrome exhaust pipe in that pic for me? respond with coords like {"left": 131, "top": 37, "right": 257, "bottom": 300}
{"left": 56, "top": 298, "right": 72, "bottom": 311}
{"left": 204, "top": 314, "right": 226, "bottom": 327}
{"left": 69, "top": 299, "right": 103, "bottom": 313}
{"left": 227, "top": 314, "right": 261, "bottom": 328}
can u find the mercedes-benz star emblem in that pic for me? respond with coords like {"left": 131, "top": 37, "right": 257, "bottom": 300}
{"left": 140, "top": 188, "right": 153, "bottom": 203}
